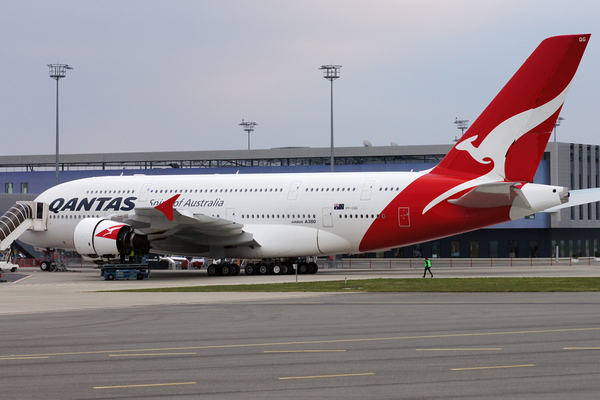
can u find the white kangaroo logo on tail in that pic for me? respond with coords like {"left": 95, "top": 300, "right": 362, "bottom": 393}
{"left": 455, "top": 82, "right": 572, "bottom": 181}
{"left": 424, "top": 82, "right": 572, "bottom": 214}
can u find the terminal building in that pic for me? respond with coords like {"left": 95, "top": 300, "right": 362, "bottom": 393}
{"left": 0, "top": 141, "right": 598, "bottom": 259}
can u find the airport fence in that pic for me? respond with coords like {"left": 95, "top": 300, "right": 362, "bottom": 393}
{"left": 319, "top": 257, "right": 600, "bottom": 270}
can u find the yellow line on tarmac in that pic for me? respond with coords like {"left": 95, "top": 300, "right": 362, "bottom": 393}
{"left": 451, "top": 364, "right": 536, "bottom": 371}
{"left": 417, "top": 348, "right": 501, "bottom": 351}
{"left": 109, "top": 353, "right": 197, "bottom": 357}
{"left": 0, "top": 356, "right": 49, "bottom": 360}
{"left": 280, "top": 373, "right": 374, "bottom": 380}
{"left": 264, "top": 350, "right": 346, "bottom": 353}
{"left": 94, "top": 382, "right": 196, "bottom": 389}
{"left": 564, "top": 347, "right": 600, "bottom": 350}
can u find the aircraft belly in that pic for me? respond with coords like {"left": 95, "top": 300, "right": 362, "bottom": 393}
{"left": 19, "top": 228, "right": 75, "bottom": 250}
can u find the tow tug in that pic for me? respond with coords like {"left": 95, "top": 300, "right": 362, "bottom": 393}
{"left": 100, "top": 264, "right": 150, "bottom": 281}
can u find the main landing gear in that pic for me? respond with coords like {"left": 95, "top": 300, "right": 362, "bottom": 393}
{"left": 204, "top": 258, "right": 319, "bottom": 277}
{"left": 39, "top": 249, "right": 69, "bottom": 272}
{"left": 242, "top": 259, "right": 319, "bottom": 276}
{"left": 205, "top": 262, "right": 241, "bottom": 277}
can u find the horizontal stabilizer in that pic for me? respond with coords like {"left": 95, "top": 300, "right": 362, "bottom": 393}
{"left": 449, "top": 182, "right": 569, "bottom": 220}
{"left": 448, "top": 182, "right": 518, "bottom": 208}
{"left": 543, "top": 188, "right": 600, "bottom": 213}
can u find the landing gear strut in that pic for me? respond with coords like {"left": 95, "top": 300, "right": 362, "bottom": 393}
{"left": 39, "top": 249, "right": 69, "bottom": 272}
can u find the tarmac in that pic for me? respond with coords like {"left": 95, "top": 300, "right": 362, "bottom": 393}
{"left": 1, "top": 259, "right": 599, "bottom": 315}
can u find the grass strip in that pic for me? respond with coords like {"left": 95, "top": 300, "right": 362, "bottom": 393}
{"left": 107, "top": 277, "right": 600, "bottom": 293}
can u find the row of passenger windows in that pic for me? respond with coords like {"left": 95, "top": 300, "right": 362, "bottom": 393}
{"left": 49, "top": 214, "right": 101, "bottom": 219}
{"left": 83, "top": 186, "right": 402, "bottom": 195}
{"left": 86, "top": 190, "right": 135, "bottom": 195}
{"left": 238, "top": 213, "right": 386, "bottom": 220}
{"left": 150, "top": 188, "right": 285, "bottom": 194}
{"left": 305, "top": 187, "right": 357, "bottom": 192}
{"left": 339, "top": 214, "right": 385, "bottom": 219}
{"left": 241, "top": 214, "right": 316, "bottom": 219}
{"left": 48, "top": 213, "right": 387, "bottom": 220}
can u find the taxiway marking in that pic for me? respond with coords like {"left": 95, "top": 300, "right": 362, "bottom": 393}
{"left": 94, "top": 382, "right": 196, "bottom": 389}
{"left": 451, "top": 364, "right": 536, "bottom": 371}
{"left": 280, "top": 373, "right": 374, "bottom": 380}
{"left": 109, "top": 352, "right": 197, "bottom": 357}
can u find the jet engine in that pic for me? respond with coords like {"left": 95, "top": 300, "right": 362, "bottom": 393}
{"left": 73, "top": 218, "right": 150, "bottom": 262}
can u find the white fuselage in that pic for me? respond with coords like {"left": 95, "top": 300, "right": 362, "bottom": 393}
{"left": 19, "top": 171, "right": 423, "bottom": 258}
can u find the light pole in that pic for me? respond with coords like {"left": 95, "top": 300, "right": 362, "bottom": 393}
{"left": 239, "top": 120, "right": 258, "bottom": 150}
{"left": 319, "top": 65, "right": 341, "bottom": 172}
{"left": 454, "top": 117, "right": 469, "bottom": 136}
{"left": 554, "top": 117, "right": 565, "bottom": 142}
{"left": 48, "top": 64, "right": 73, "bottom": 185}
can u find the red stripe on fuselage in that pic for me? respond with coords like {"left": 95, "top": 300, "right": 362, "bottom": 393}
{"left": 358, "top": 174, "right": 512, "bottom": 252}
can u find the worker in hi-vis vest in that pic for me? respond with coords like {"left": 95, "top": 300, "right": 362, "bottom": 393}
{"left": 423, "top": 257, "right": 433, "bottom": 278}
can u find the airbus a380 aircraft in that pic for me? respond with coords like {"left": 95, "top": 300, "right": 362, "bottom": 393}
{"left": 4, "top": 34, "right": 594, "bottom": 273}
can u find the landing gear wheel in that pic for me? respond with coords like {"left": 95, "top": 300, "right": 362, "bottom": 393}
{"left": 40, "top": 261, "right": 50, "bottom": 272}
{"left": 258, "top": 263, "right": 269, "bottom": 275}
{"left": 284, "top": 261, "right": 294, "bottom": 274}
{"left": 245, "top": 263, "right": 255, "bottom": 275}
{"left": 207, "top": 264, "right": 218, "bottom": 276}
{"left": 308, "top": 262, "right": 318, "bottom": 274}
{"left": 231, "top": 264, "right": 240, "bottom": 276}
{"left": 272, "top": 263, "right": 283, "bottom": 275}
{"left": 220, "top": 264, "right": 231, "bottom": 276}
{"left": 298, "top": 262, "right": 308, "bottom": 274}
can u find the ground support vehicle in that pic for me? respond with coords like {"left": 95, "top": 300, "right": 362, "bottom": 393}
{"left": 0, "top": 261, "right": 18, "bottom": 273}
{"left": 100, "top": 264, "right": 150, "bottom": 281}
{"left": 0, "top": 251, "right": 18, "bottom": 272}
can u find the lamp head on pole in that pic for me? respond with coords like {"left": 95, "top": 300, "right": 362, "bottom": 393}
{"left": 47, "top": 64, "right": 73, "bottom": 80}
{"left": 319, "top": 64, "right": 342, "bottom": 81}
{"left": 239, "top": 120, "right": 258, "bottom": 133}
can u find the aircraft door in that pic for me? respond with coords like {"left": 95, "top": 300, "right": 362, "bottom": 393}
{"left": 361, "top": 180, "right": 375, "bottom": 200}
{"left": 226, "top": 208, "right": 236, "bottom": 222}
{"left": 398, "top": 207, "right": 410, "bottom": 227}
{"left": 138, "top": 182, "right": 153, "bottom": 203}
{"left": 288, "top": 181, "right": 302, "bottom": 200}
{"left": 322, "top": 207, "right": 333, "bottom": 227}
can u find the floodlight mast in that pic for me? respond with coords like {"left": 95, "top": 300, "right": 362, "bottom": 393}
{"left": 454, "top": 117, "right": 469, "bottom": 137}
{"left": 239, "top": 120, "right": 258, "bottom": 150}
{"left": 554, "top": 116, "right": 565, "bottom": 142}
{"left": 320, "top": 65, "right": 341, "bottom": 172}
{"left": 48, "top": 64, "right": 73, "bottom": 185}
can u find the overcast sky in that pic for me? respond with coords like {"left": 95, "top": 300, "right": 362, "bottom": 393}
{"left": 1, "top": 0, "right": 599, "bottom": 156}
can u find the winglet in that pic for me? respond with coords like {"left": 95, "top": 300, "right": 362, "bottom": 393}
{"left": 154, "top": 194, "right": 180, "bottom": 221}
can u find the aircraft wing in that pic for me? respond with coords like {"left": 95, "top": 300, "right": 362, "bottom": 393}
{"left": 543, "top": 188, "right": 600, "bottom": 213}
{"left": 110, "top": 195, "right": 256, "bottom": 253}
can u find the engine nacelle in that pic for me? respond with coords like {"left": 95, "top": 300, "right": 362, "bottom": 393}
{"left": 73, "top": 218, "right": 150, "bottom": 262}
